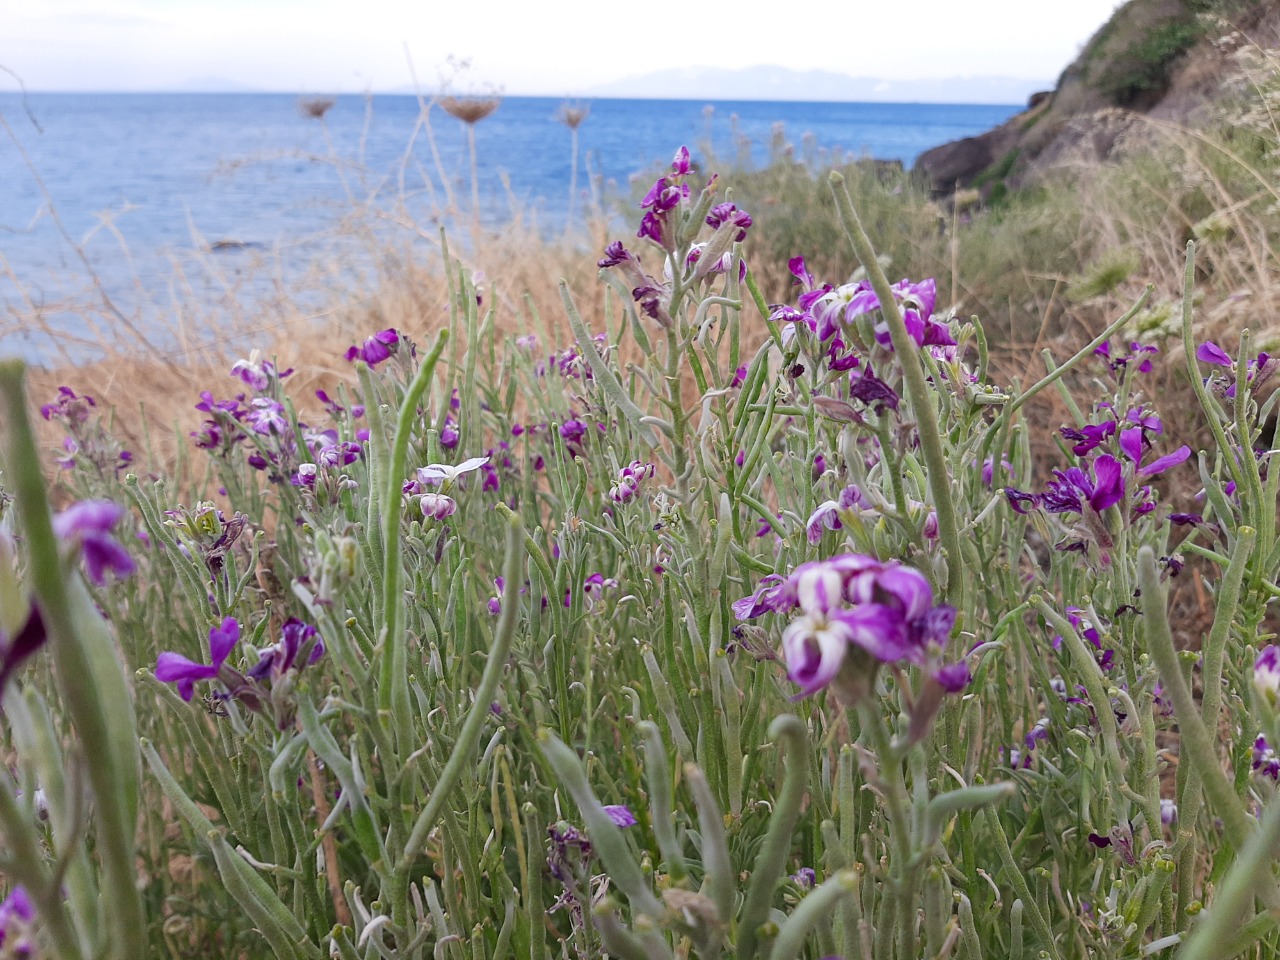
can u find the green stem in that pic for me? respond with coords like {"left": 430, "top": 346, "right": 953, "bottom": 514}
{"left": 1010, "top": 286, "right": 1152, "bottom": 417}
{"left": 1181, "top": 241, "right": 1246, "bottom": 493}
{"left": 397, "top": 511, "right": 525, "bottom": 896}
{"left": 1179, "top": 526, "right": 1256, "bottom": 903}
{"left": 983, "top": 807, "right": 1062, "bottom": 960}
{"left": 378, "top": 332, "right": 448, "bottom": 758}
{"left": 829, "top": 172, "right": 960, "bottom": 604}
{"left": 1176, "top": 798, "right": 1280, "bottom": 960}
{"left": 0, "top": 361, "right": 144, "bottom": 959}
{"left": 738, "top": 715, "right": 810, "bottom": 960}
{"left": 1137, "top": 548, "right": 1263, "bottom": 880}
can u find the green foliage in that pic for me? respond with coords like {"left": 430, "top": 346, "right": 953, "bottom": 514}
{"left": 1068, "top": 248, "right": 1141, "bottom": 300}
{"left": 7, "top": 39, "right": 1280, "bottom": 960}
{"left": 973, "top": 147, "right": 1022, "bottom": 189}
{"left": 1094, "top": 15, "right": 1203, "bottom": 106}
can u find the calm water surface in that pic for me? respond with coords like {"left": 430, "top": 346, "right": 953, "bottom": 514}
{"left": 0, "top": 94, "right": 1019, "bottom": 358}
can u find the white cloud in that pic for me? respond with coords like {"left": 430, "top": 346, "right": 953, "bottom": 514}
{"left": 0, "top": 0, "right": 1127, "bottom": 93}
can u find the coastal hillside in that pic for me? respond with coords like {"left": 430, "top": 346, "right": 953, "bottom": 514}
{"left": 915, "top": 0, "right": 1278, "bottom": 197}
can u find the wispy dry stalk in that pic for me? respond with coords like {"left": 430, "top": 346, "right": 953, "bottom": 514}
{"left": 558, "top": 102, "right": 590, "bottom": 231}
{"left": 441, "top": 96, "right": 501, "bottom": 224}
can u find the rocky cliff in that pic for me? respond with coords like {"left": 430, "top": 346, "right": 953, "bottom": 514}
{"left": 914, "top": 0, "right": 1280, "bottom": 199}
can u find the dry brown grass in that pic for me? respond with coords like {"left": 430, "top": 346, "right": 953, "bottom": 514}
{"left": 16, "top": 212, "right": 613, "bottom": 484}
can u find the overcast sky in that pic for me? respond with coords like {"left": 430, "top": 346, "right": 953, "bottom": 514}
{"left": 2, "top": 0, "right": 1128, "bottom": 94}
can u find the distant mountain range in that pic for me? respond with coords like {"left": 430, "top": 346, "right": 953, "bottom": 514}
{"left": 584, "top": 65, "right": 1051, "bottom": 105}
{"left": 154, "top": 65, "right": 1049, "bottom": 104}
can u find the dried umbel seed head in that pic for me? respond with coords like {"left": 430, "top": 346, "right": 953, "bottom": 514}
{"left": 298, "top": 96, "right": 335, "bottom": 120}
{"left": 441, "top": 96, "right": 500, "bottom": 124}
{"left": 558, "top": 103, "right": 590, "bottom": 130}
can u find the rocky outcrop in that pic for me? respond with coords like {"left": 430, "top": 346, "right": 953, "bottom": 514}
{"left": 913, "top": 0, "right": 1280, "bottom": 198}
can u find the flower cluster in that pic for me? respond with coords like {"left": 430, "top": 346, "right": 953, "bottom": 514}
{"left": 402, "top": 455, "right": 490, "bottom": 521}
{"left": 41, "top": 386, "right": 133, "bottom": 475}
{"left": 734, "top": 553, "right": 967, "bottom": 699}
{"left": 608, "top": 460, "right": 655, "bottom": 503}
{"left": 598, "top": 146, "right": 752, "bottom": 330}
{"left": 155, "top": 615, "right": 325, "bottom": 729}
{"left": 1005, "top": 404, "right": 1191, "bottom": 560}
{"left": 290, "top": 428, "right": 363, "bottom": 504}
{"left": 1197, "top": 340, "right": 1280, "bottom": 398}
{"left": 164, "top": 501, "right": 247, "bottom": 577}
{"left": 772, "top": 259, "right": 951, "bottom": 354}
{"left": 1094, "top": 339, "right": 1158, "bottom": 375}
{"left": 636, "top": 145, "right": 694, "bottom": 251}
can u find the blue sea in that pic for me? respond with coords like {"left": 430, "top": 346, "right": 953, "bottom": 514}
{"left": 0, "top": 94, "right": 1019, "bottom": 360}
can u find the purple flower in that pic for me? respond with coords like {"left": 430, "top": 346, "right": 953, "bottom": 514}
{"left": 155, "top": 616, "right": 240, "bottom": 701}
{"left": 815, "top": 277, "right": 945, "bottom": 349}
{"left": 1096, "top": 340, "right": 1158, "bottom": 374}
{"left": 741, "top": 554, "right": 959, "bottom": 699}
{"left": 345, "top": 328, "right": 400, "bottom": 366}
{"left": 849, "top": 367, "right": 900, "bottom": 412}
{"left": 781, "top": 611, "right": 862, "bottom": 696}
{"left": 1136, "top": 445, "right": 1192, "bottom": 478}
{"left": 1062, "top": 420, "right": 1116, "bottom": 456}
{"left": 1039, "top": 457, "right": 1125, "bottom": 515}
{"left": 0, "top": 606, "right": 47, "bottom": 700}
{"left": 602, "top": 804, "right": 637, "bottom": 828}
{"left": 231, "top": 355, "right": 290, "bottom": 392}
{"left": 805, "top": 500, "right": 843, "bottom": 544}
{"left": 1024, "top": 718, "right": 1050, "bottom": 751}
{"left": 598, "top": 241, "right": 634, "bottom": 268}
{"left": 0, "top": 885, "right": 35, "bottom": 955}
{"left": 610, "top": 460, "right": 655, "bottom": 502}
{"left": 246, "top": 398, "right": 288, "bottom": 436}
{"left": 1196, "top": 341, "right": 1233, "bottom": 367}
{"left": 247, "top": 617, "right": 324, "bottom": 683}
{"left": 559, "top": 419, "right": 587, "bottom": 445}
{"left": 420, "top": 492, "right": 458, "bottom": 520}
{"left": 670, "top": 145, "right": 690, "bottom": 176}
{"left": 52, "top": 500, "right": 135, "bottom": 585}
{"left": 291, "top": 463, "right": 318, "bottom": 488}
{"left": 1255, "top": 735, "right": 1280, "bottom": 779}
{"left": 1255, "top": 645, "right": 1280, "bottom": 708}
{"left": 790, "top": 867, "right": 816, "bottom": 888}
{"left": 705, "top": 202, "right": 752, "bottom": 241}
{"left": 316, "top": 440, "right": 361, "bottom": 468}
{"left": 732, "top": 575, "right": 792, "bottom": 620}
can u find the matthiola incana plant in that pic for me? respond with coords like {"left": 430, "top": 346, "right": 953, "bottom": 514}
{"left": 3, "top": 145, "right": 1280, "bottom": 960}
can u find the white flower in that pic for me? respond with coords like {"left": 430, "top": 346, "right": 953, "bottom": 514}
{"left": 417, "top": 456, "right": 489, "bottom": 486}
